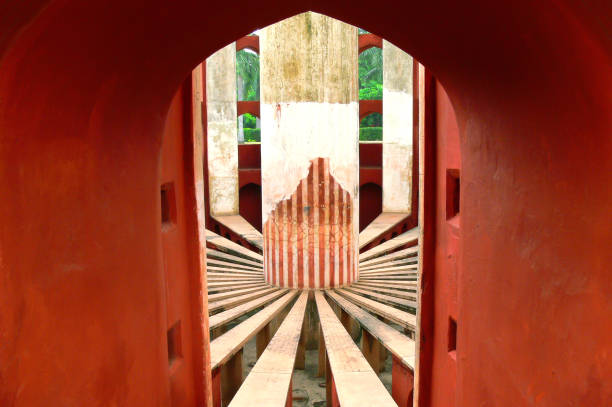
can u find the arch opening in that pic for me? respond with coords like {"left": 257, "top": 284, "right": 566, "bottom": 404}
{"left": 1, "top": 3, "right": 609, "bottom": 407}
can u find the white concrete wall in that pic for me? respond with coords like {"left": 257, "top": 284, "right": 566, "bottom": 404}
{"left": 260, "top": 102, "right": 359, "bottom": 223}
{"left": 206, "top": 43, "right": 239, "bottom": 216}
{"left": 382, "top": 39, "right": 413, "bottom": 213}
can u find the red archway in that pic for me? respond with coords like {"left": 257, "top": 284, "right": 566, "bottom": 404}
{"left": 1, "top": 2, "right": 610, "bottom": 406}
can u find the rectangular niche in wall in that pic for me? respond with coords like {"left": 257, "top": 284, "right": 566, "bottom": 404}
{"left": 167, "top": 320, "right": 182, "bottom": 367}
{"left": 160, "top": 182, "right": 176, "bottom": 227}
{"left": 448, "top": 316, "right": 457, "bottom": 358}
{"left": 446, "top": 169, "right": 460, "bottom": 220}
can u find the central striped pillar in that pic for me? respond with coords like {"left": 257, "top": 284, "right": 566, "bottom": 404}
{"left": 260, "top": 13, "right": 359, "bottom": 289}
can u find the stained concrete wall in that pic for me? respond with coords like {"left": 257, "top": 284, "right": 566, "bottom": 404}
{"left": 382, "top": 40, "right": 413, "bottom": 213}
{"left": 260, "top": 12, "right": 359, "bottom": 288}
{"left": 206, "top": 44, "right": 239, "bottom": 216}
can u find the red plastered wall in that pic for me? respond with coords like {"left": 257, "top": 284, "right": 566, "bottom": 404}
{"left": 0, "top": 1, "right": 610, "bottom": 406}
{"left": 159, "top": 85, "right": 198, "bottom": 406}
{"left": 239, "top": 183, "right": 262, "bottom": 232}
{"left": 429, "top": 80, "right": 461, "bottom": 406}
{"left": 358, "top": 143, "right": 383, "bottom": 231}
{"left": 359, "top": 182, "right": 383, "bottom": 231}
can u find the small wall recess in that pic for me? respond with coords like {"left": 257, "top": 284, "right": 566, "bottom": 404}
{"left": 160, "top": 182, "right": 176, "bottom": 226}
{"left": 167, "top": 320, "right": 182, "bottom": 366}
{"left": 446, "top": 169, "right": 460, "bottom": 220}
{"left": 448, "top": 317, "right": 457, "bottom": 356}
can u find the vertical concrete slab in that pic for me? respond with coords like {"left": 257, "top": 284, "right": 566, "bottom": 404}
{"left": 260, "top": 12, "right": 359, "bottom": 288}
{"left": 191, "top": 63, "right": 214, "bottom": 407}
{"left": 206, "top": 43, "right": 239, "bottom": 216}
{"left": 382, "top": 40, "right": 413, "bottom": 213}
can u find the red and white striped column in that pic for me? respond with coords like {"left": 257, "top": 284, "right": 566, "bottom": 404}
{"left": 260, "top": 13, "right": 359, "bottom": 288}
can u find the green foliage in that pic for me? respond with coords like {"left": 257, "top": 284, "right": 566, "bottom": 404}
{"left": 360, "top": 113, "right": 382, "bottom": 127}
{"left": 358, "top": 47, "right": 383, "bottom": 100}
{"left": 242, "top": 113, "right": 257, "bottom": 128}
{"left": 243, "top": 128, "right": 261, "bottom": 143}
{"left": 359, "top": 127, "right": 382, "bottom": 141}
{"left": 236, "top": 50, "right": 260, "bottom": 101}
{"left": 237, "top": 113, "right": 259, "bottom": 143}
{"left": 359, "top": 84, "right": 382, "bottom": 100}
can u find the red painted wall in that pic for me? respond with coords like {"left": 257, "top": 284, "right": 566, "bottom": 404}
{"left": 160, "top": 85, "right": 200, "bottom": 406}
{"left": 427, "top": 81, "right": 461, "bottom": 406}
{"left": 0, "top": 1, "right": 610, "bottom": 406}
{"left": 359, "top": 143, "right": 383, "bottom": 231}
{"left": 359, "top": 142, "right": 382, "bottom": 167}
{"left": 239, "top": 183, "right": 262, "bottom": 232}
{"left": 238, "top": 144, "right": 261, "bottom": 169}
{"left": 359, "top": 182, "right": 383, "bottom": 231}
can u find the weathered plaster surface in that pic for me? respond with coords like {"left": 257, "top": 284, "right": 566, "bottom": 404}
{"left": 264, "top": 158, "right": 356, "bottom": 288}
{"left": 383, "top": 40, "right": 413, "bottom": 213}
{"left": 260, "top": 12, "right": 359, "bottom": 288}
{"left": 260, "top": 102, "right": 359, "bottom": 223}
{"left": 260, "top": 12, "right": 358, "bottom": 104}
{"left": 260, "top": 12, "right": 358, "bottom": 224}
{"left": 206, "top": 43, "right": 238, "bottom": 216}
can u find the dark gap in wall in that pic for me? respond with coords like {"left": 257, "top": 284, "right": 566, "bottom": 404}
{"left": 161, "top": 182, "right": 176, "bottom": 226}
{"left": 167, "top": 320, "right": 182, "bottom": 365}
{"left": 448, "top": 317, "right": 457, "bottom": 354}
{"left": 446, "top": 169, "right": 460, "bottom": 220}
